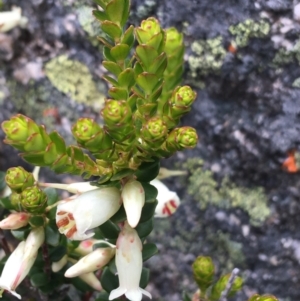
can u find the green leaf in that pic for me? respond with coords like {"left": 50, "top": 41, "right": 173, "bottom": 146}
{"left": 136, "top": 45, "right": 158, "bottom": 70}
{"left": 140, "top": 200, "right": 158, "bottom": 223}
{"left": 149, "top": 52, "right": 167, "bottom": 77}
{"left": 70, "top": 276, "right": 94, "bottom": 292}
{"left": 103, "top": 46, "right": 115, "bottom": 62}
{"left": 136, "top": 218, "right": 153, "bottom": 238}
{"left": 146, "top": 32, "right": 165, "bottom": 53}
{"left": 142, "top": 243, "right": 158, "bottom": 261}
{"left": 133, "top": 61, "right": 143, "bottom": 78}
{"left": 45, "top": 222, "right": 60, "bottom": 246}
{"left": 93, "top": 9, "right": 108, "bottom": 22}
{"left": 121, "top": 25, "right": 135, "bottom": 48}
{"left": 93, "top": 0, "right": 108, "bottom": 9}
{"left": 103, "top": 75, "right": 119, "bottom": 86}
{"left": 135, "top": 159, "right": 160, "bottom": 182}
{"left": 0, "top": 172, "right": 6, "bottom": 192}
{"left": 140, "top": 267, "right": 150, "bottom": 288}
{"left": 110, "top": 44, "right": 130, "bottom": 62}
{"left": 103, "top": 61, "right": 122, "bottom": 76}
{"left": 136, "top": 73, "right": 159, "bottom": 94}
{"left": 99, "top": 220, "right": 120, "bottom": 239}
{"left": 110, "top": 205, "right": 126, "bottom": 223}
{"left": 106, "top": 0, "right": 129, "bottom": 27}
{"left": 49, "top": 245, "right": 67, "bottom": 262}
{"left": 49, "top": 131, "right": 66, "bottom": 154}
{"left": 45, "top": 187, "right": 59, "bottom": 206}
{"left": 29, "top": 216, "right": 45, "bottom": 227}
{"left": 11, "top": 228, "right": 30, "bottom": 240}
{"left": 118, "top": 68, "right": 135, "bottom": 89}
{"left": 21, "top": 152, "right": 47, "bottom": 166}
{"left": 141, "top": 182, "right": 158, "bottom": 203}
{"left": 95, "top": 292, "right": 111, "bottom": 301}
{"left": 100, "top": 267, "right": 119, "bottom": 293}
{"left": 108, "top": 87, "right": 128, "bottom": 100}
{"left": 93, "top": 242, "right": 112, "bottom": 250}
{"left": 0, "top": 196, "right": 16, "bottom": 210}
{"left": 110, "top": 168, "right": 134, "bottom": 181}
{"left": 30, "top": 273, "right": 49, "bottom": 287}
{"left": 101, "top": 21, "right": 123, "bottom": 40}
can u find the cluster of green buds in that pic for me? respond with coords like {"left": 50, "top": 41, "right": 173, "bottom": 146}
{"left": 5, "top": 166, "right": 47, "bottom": 214}
{"left": 191, "top": 256, "right": 243, "bottom": 300}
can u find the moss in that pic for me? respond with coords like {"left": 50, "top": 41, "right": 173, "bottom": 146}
{"left": 44, "top": 55, "right": 105, "bottom": 110}
{"left": 188, "top": 36, "right": 226, "bottom": 78}
{"left": 184, "top": 158, "right": 270, "bottom": 226}
{"left": 229, "top": 18, "right": 270, "bottom": 48}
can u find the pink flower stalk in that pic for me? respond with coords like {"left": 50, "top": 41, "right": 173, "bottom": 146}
{"left": 0, "top": 212, "right": 30, "bottom": 230}
{"left": 56, "top": 187, "right": 121, "bottom": 240}
{"left": 109, "top": 222, "right": 151, "bottom": 301}
{"left": 0, "top": 227, "right": 45, "bottom": 299}
{"left": 122, "top": 180, "right": 145, "bottom": 228}
{"left": 150, "top": 179, "right": 180, "bottom": 217}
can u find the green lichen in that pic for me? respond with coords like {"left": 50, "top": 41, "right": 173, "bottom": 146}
{"left": 229, "top": 19, "right": 270, "bottom": 48}
{"left": 272, "top": 40, "right": 300, "bottom": 67}
{"left": 206, "top": 230, "right": 246, "bottom": 271}
{"left": 45, "top": 55, "right": 105, "bottom": 110}
{"left": 136, "top": 0, "right": 157, "bottom": 19}
{"left": 188, "top": 36, "right": 226, "bottom": 78}
{"left": 292, "top": 77, "right": 300, "bottom": 88}
{"left": 76, "top": 5, "right": 104, "bottom": 47}
{"left": 184, "top": 158, "right": 270, "bottom": 226}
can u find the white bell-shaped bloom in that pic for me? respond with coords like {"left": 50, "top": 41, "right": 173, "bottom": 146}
{"left": 109, "top": 222, "right": 151, "bottom": 301}
{"left": 150, "top": 179, "right": 180, "bottom": 217}
{"left": 122, "top": 180, "right": 145, "bottom": 228}
{"left": 0, "top": 7, "right": 28, "bottom": 33}
{"left": 65, "top": 247, "right": 115, "bottom": 277}
{"left": 0, "top": 227, "right": 44, "bottom": 299}
{"left": 0, "top": 212, "right": 30, "bottom": 230}
{"left": 56, "top": 187, "right": 121, "bottom": 240}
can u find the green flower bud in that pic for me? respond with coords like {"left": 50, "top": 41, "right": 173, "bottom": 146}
{"left": 192, "top": 256, "right": 215, "bottom": 293}
{"left": 101, "top": 99, "right": 132, "bottom": 127}
{"left": 211, "top": 274, "right": 243, "bottom": 301}
{"left": 136, "top": 17, "right": 162, "bottom": 45}
{"left": 84, "top": 128, "right": 113, "bottom": 155}
{"left": 259, "top": 295, "right": 278, "bottom": 301}
{"left": 72, "top": 118, "right": 102, "bottom": 145}
{"left": 177, "top": 127, "right": 198, "bottom": 149}
{"left": 171, "top": 86, "right": 196, "bottom": 107}
{"left": 2, "top": 115, "right": 40, "bottom": 151}
{"left": 141, "top": 117, "right": 168, "bottom": 148}
{"left": 5, "top": 167, "right": 35, "bottom": 193}
{"left": 21, "top": 186, "right": 47, "bottom": 214}
{"left": 165, "top": 27, "right": 184, "bottom": 54}
{"left": 10, "top": 192, "right": 22, "bottom": 208}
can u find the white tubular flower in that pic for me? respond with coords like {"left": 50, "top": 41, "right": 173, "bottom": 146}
{"left": 51, "top": 254, "right": 68, "bottom": 273}
{"left": 65, "top": 247, "right": 115, "bottom": 277}
{"left": 56, "top": 187, "right": 121, "bottom": 240}
{"left": 0, "top": 227, "right": 44, "bottom": 299}
{"left": 150, "top": 179, "right": 180, "bottom": 218}
{"left": 75, "top": 239, "right": 98, "bottom": 256}
{"left": 109, "top": 222, "right": 151, "bottom": 301}
{"left": 40, "top": 181, "right": 98, "bottom": 194}
{"left": 79, "top": 272, "right": 102, "bottom": 291}
{"left": 122, "top": 180, "right": 145, "bottom": 228}
{"left": 0, "top": 7, "right": 28, "bottom": 33}
{"left": 0, "top": 212, "right": 30, "bottom": 230}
